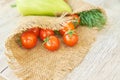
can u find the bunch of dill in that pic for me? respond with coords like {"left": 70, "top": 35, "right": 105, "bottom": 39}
{"left": 79, "top": 9, "right": 107, "bottom": 28}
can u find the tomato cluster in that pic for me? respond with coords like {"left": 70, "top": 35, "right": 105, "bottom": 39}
{"left": 19, "top": 14, "right": 80, "bottom": 51}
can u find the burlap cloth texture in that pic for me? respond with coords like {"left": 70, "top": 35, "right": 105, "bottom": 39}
{"left": 5, "top": 0, "right": 106, "bottom": 80}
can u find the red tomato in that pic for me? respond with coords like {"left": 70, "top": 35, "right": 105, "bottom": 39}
{"left": 27, "top": 27, "right": 40, "bottom": 37}
{"left": 44, "top": 36, "right": 60, "bottom": 51}
{"left": 39, "top": 29, "right": 54, "bottom": 41}
{"left": 59, "top": 22, "right": 75, "bottom": 36}
{"left": 69, "top": 14, "right": 80, "bottom": 27}
{"left": 63, "top": 30, "right": 78, "bottom": 47}
{"left": 71, "top": 14, "right": 80, "bottom": 23}
{"left": 21, "top": 32, "right": 37, "bottom": 49}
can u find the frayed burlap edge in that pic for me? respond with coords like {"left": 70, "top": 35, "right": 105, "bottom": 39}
{"left": 13, "top": 16, "right": 72, "bottom": 34}
{"left": 68, "top": 0, "right": 106, "bottom": 15}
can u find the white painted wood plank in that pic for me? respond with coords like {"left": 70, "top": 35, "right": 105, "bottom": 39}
{"left": 0, "top": 0, "right": 19, "bottom": 79}
{"left": 0, "top": 74, "right": 7, "bottom": 80}
{"left": 2, "top": 68, "right": 19, "bottom": 80}
{"left": 0, "top": 56, "right": 8, "bottom": 73}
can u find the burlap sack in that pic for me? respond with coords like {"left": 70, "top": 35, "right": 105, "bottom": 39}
{"left": 5, "top": 0, "right": 106, "bottom": 80}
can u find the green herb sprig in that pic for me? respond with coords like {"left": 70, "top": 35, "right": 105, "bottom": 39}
{"left": 79, "top": 9, "right": 107, "bottom": 28}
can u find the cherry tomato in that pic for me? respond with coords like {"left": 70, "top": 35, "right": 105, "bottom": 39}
{"left": 21, "top": 32, "right": 37, "bottom": 49}
{"left": 59, "top": 22, "right": 75, "bottom": 36}
{"left": 71, "top": 14, "right": 80, "bottom": 23}
{"left": 44, "top": 36, "right": 60, "bottom": 51}
{"left": 69, "top": 14, "right": 80, "bottom": 27}
{"left": 27, "top": 27, "right": 40, "bottom": 37}
{"left": 63, "top": 30, "right": 78, "bottom": 47}
{"left": 39, "top": 29, "right": 54, "bottom": 41}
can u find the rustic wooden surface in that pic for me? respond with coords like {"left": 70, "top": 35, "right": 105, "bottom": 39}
{"left": 0, "top": 0, "right": 120, "bottom": 80}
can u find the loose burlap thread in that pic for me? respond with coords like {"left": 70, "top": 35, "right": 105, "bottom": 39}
{"left": 5, "top": 0, "right": 106, "bottom": 80}
{"left": 14, "top": 16, "right": 72, "bottom": 34}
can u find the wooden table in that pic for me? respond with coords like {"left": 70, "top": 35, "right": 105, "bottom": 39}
{"left": 0, "top": 0, "right": 120, "bottom": 80}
